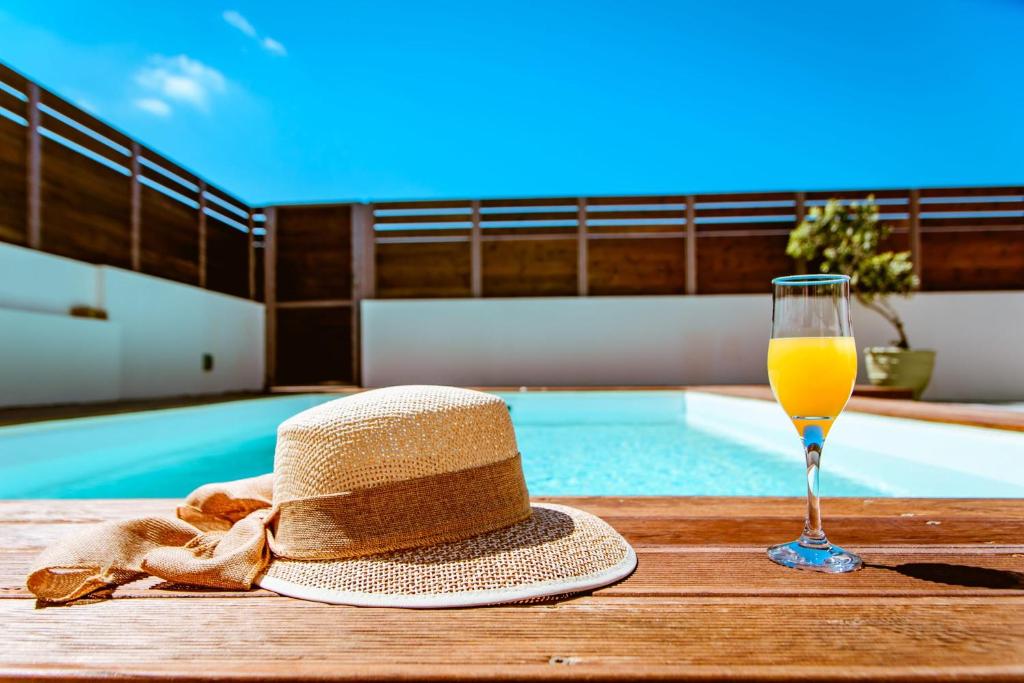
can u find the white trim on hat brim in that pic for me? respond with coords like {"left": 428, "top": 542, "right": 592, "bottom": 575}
{"left": 256, "top": 545, "right": 636, "bottom": 609}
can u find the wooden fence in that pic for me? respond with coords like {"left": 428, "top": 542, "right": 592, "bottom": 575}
{"left": 265, "top": 188, "right": 1023, "bottom": 386}
{"left": 0, "top": 61, "right": 262, "bottom": 300}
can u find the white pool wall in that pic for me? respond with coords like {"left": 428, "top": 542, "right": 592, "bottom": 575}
{"left": 684, "top": 391, "right": 1024, "bottom": 497}
{"left": 0, "top": 241, "right": 265, "bottom": 407}
{"left": 362, "top": 293, "right": 1024, "bottom": 402}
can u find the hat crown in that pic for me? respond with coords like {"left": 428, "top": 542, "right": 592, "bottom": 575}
{"left": 272, "top": 386, "right": 520, "bottom": 502}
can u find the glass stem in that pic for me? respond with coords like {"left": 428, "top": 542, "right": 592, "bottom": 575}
{"left": 799, "top": 424, "right": 829, "bottom": 549}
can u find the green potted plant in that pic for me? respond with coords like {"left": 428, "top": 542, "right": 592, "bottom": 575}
{"left": 786, "top": 196, "right": 935, "bottom": 399}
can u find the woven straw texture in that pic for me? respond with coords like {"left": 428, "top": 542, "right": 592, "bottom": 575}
{"left": 28, "top": 385, "right": 636, "bottom": 607}
{"left": 261, "top": 503, "right": 631, "bottom": 598}
{"left": 273, "top": 386, "right": 518, "bottom": 501}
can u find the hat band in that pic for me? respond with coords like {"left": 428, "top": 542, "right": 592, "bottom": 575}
{"left": 268, "top": 454, "right": 531, "bottom": 560}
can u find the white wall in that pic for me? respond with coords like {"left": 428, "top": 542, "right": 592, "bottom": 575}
{"left": 0, "top": 242, "right": 264, "bottom": 407}
{"left": 362, "top": 292, "right": 1024, "bottom": 402}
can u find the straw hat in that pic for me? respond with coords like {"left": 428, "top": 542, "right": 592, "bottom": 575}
{"left": 28, "top": 385, "right": 636, "bottom": 608}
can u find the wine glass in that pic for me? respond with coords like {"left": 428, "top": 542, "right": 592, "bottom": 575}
{"left": 766, "top": 274, "right": 862, "bottom": 573}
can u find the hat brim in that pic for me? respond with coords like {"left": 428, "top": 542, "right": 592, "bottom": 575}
{"left": 255, "top": 503, "right": 636, "bottom": 608}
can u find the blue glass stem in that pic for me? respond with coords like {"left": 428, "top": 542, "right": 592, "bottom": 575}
{"left": 799, "top": 424, "right": 829, "bottom": 549}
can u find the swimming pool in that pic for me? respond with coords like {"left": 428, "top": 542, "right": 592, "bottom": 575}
{"left": 1, "top": 391, "right": 1022, "bottom": 498}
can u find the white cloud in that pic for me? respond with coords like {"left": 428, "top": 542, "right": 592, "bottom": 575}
{"left": 135, "top": 55, "right": 227, "bottom": 111}
{"left": 261, "top": 37, "right": 287, "bottom": 56}
{"left": 222, "top": 9, "right": 288, "bottom": 56}
{"left": 222, "top": 10, "right": 257, "bottom": 38}
{"left": 134, "top": 98, "right": 171, "bottom": 117}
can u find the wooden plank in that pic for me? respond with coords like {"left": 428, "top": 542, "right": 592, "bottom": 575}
{"left": 694, "top": 190, "right": 795, "bottom": 202}
{"left": 376, "top": 241, "right": 471, "bottom": 298}
{"left": 587, "top": 223, "right": 685, "bottom": 234}
{"left": 276, "top": 300, "right": 353, "bottom": 309}
{"left": 3, "top": 491, "right": 1024, "bottom": 683}
{"left": 198, "top": 181, "right": 208, "bottom": 288}
{"left": 363, "top": 205, "right": 376, "bottom": 300}
{"left": 920, "top": 215, "right": 1024, "bottom": 228}
{"left": 0, "top": 110, "right": 27, "bottom": 245}
{"left": 577, "top": 198, "right": 587, "bottom": 296}
{"left": 203, "top": 183, "right": 250, "bottom": 219}
{"left": 38, "top": 113, "right": 127, "bottom": 166}
{"left": 920, "top": 185, "right": 1024, "bottom": 198}
{"left": 264, "top": 207, "right": 277, "bottom": 388}
{"left": 909, "top": 188, "right": 922, "bottom": 284}
{"left": 351, "top": 204, "right": 373, "bottom": 384}
{"left": 919, "top": 200, "right": 1024, "bottom": 213}
{"left": 694, "top": 204, "right": 796, "bottom": 218}
{"left": 37, "top": 87, "right": 131, "bottom": 149}
{"left": 139, "top": 184, "right": 200, "bottom": 285}
{"left": 3, "top": 594, "right": 1021, "bottom": 681}
{"left": 588, "top": 237, "right": 685, "bottom": 296}
{"left": 803, "top": 188, "right": 908, "bottom": 200}
{"left": 275, "top": 205, "right": 353, "bottom": 302}
{"left": 480, "top": 210, "right": 580, "bottom": 222}
{"left": 482, "top": 239, "right": 577, "bottom": 297}
{"left": 138, "top": 148, "right": 199, "bottom": 188}
{"left": 0, "top": 87, "right": 25, "bottom": 118}
{"left": 584, "top": 194, "right": 688, "bottom": 206}
{"left": 247, "top": 210, "right": 255, "bottom": 299}
{"left": 25, "top": 83, "right": 40, "bottom": 249}
{"left": 685, "top": 195, "right": 696, "bottom": 294}
{"left": 470, "top": 200, "right": 482, "bottom": 297}
{"left": 696, "top": 219, "right": 797, "bottom": 233}
{"left": 373, "top": 227, "right": 470, "bottom": 238}
{"left": 921, "top": 229, "right": 1024, "bottom": 291}
{"left": 374, "top": 199, "right": 472, "bottom": 210}
{"left": 0, "top": 61, "right": 29, "bottom": 91}
{"left": 479, "top": 226, "right": 576, "bottom": 237}
{"left": 129, "top": 143, "right": 141, "bottom": 271}
{"left": 479, "top": 196, "right": 578, "bottom": 207}
{"left": 39, "top": 137, "right": 131, "bottom": 268}
{"left": 205, "top": 214, "right": 249, "bottom": 298}
{"left": 375, "top": 212, "right": 472, "bottom": 224}
{"left": 585, "top": 206, "right": 679, "bottom": 220}
{"left": 697, "top": 233, "right": 791, "bottom": 294}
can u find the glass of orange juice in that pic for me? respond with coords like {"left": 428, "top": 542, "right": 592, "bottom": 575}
{"left": 767, "top": 274, "right": 862, "bottom": 573}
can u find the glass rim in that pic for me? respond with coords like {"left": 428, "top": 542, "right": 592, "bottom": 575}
{"left": 772, "top": 274, "right": 850, "bottom": 286}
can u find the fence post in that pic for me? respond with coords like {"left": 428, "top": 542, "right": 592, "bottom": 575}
{"left": 130, "top": 143, "right": 142, "bottom": 271}
{"left": 577, "top": 198, "right": 588, "bottom": 296}
{"left": 197, "top": 181, "right": 207, "bottom": 288}
{"left": 685, "top": 195, "right": 697, "bottom": 294}
{"left": 470, "top": 200, "right": 482, "bottom": 297}
{"left": 793, "top": 191, "right": 806, "bottom": 275}
{"left": 908, "top": 189, "right": 922, "bottom": 288}
{"left": 25, "top": 83, "right": 41, "bottom": 249}
{"left": 264, "top": 207, "right": 277, "bottom": 388}
{"left": 247, "top": 209, "right": 256, "bottom": 300}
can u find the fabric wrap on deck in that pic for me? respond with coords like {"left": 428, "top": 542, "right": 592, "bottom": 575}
{"left": 26, "top": 455, "right": 530, "bottom": 603}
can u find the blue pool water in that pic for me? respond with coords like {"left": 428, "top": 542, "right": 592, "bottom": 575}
{"left": 0, "top": 392, "right": 892, "bottom": 499}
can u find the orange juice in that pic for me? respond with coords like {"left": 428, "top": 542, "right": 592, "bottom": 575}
{"left": 767, "top": 336, "right": 857, "bottom": 436}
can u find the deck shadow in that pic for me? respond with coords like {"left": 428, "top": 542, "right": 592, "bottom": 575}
{"left": 870, "top": 562, "right": 1024, "bottom": 589}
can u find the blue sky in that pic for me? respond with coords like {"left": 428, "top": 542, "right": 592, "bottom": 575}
{"left": 1, "top": 1, "right": 1021, "bottom": 205}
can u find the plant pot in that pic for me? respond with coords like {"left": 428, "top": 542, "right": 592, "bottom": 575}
{"left": 863, "top": 347, "right": 936, "bottom": 400}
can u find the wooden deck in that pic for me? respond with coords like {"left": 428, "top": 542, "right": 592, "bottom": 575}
{"left": 3, "top": 497, "right": 1023, "bottom": 681}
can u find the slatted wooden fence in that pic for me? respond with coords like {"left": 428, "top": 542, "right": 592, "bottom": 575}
{"left": 265, "top": 189, "right": 1023, "bottom": 386}
{"left": 0, "top": 61, "right": 262, "bottom": 300}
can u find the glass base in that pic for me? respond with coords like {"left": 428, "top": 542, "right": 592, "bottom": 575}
{"left": 767, "top": 540, "right": 863, "bottom": 573}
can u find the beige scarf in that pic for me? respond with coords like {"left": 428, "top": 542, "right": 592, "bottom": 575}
{"left": 27, "top": 455, "right": 530, "bottom": 603}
